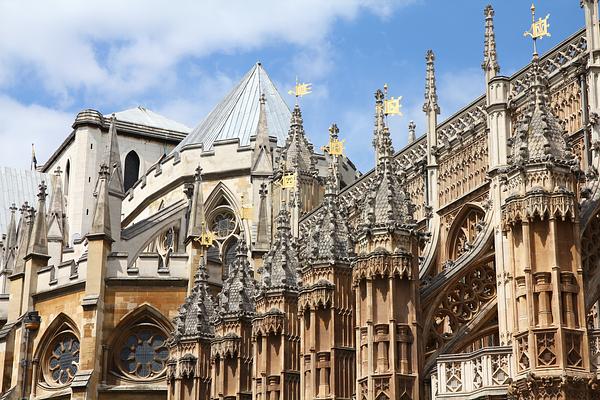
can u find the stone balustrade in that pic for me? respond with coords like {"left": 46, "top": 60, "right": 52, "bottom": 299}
{"left": 432, "top": 346, "right": 512, "bottom": 399}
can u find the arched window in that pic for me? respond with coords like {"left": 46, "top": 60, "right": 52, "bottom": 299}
{"left": 64, "top": 160, "right": 70, "bottom": 196}
{"left": 124, "top": 151, "right": 140, "bottom": 192}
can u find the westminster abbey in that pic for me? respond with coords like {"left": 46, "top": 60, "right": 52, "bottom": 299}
{"left": 1, "top": 2, "right": 600, "bottom": 399}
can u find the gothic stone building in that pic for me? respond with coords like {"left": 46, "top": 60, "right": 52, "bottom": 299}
{"left": 1, "top": 2, "right": 600, "bottom": 399}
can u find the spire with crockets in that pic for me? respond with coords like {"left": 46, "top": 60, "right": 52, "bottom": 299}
{"left": 482, "top": 4, "right": 500, "bottom": 78}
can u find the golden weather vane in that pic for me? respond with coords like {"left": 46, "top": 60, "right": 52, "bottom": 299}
{"left": 382, "top": 83, "right": 403, "bottom": 117}
{"left": 288, "top": 77, "right": 312, "bottom": 102}
{"left": 524, "top": 3, "right": 550, "bottom": 54}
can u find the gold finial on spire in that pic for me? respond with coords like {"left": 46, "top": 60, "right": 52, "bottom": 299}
{"left": 524, "top": 3, "right": 550, "bottom": 55}
{"left": 321, "top": 123, "right": 345, "bottom": 156}
{"left": 195, "top": 222, "right": 215, "bottom": 247}
{"left": 287, "top": 76, "right": 312, "bottom": 104}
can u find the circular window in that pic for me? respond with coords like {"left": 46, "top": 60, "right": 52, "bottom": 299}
{"left": 116, "top": 327, "right": 169, "bottom": 380}
{"left": 43, "top": 332, "right": 80, "bottom": 386}
{"left": 211, "top": 209, "right": 237, "bottom": 239}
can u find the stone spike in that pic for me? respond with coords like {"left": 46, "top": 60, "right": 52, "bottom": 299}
{"left": 215, "top": 234, "right": 256, "bottom": 319}
{"left": 423, "top": 50, "right": 440, "bottom": 114}
{"left": 252, "top": 93, "right": 273, "bottom": 174}
{"left": 106, "top": 114, "right": 124, "bottom": 195}
{"left": 278, "top": 104, "right": 316, "bottom": 174}
{"left": 408, "top": 120, "right": 416, "bottom": 144}
{"left": 5, "top": 204, "right": 17, "bottom": 250}
{"left": 255, "top": 182, "right": 270, "bottom": 250}
{"left": 89, "top": 164, "right": 112, "bottom": 239}
{"left": 326, "top": 123, "right": 341, "bottom": 196}
{"left": 482, "top": 4, "right": 500, "bottom": 77}
{"left": 187, "top": 165, "right": 206, "bottom": 239}
{"left": 47, "top": 166, "right": 68, "bottom": 243}
{"left": 260, "top": 203, "right": 298, "bottom": 292}
{"left": 373, "top": 89, "right": 394, "bottom": 168}
{"left": 173, "top": 256, "right": 216, "bottom": 340}
{"left": 14, "top": 203, "right": 32, "bottom": 273}
{"left": 27, "top": 181, "right": 49, "bottom": 256}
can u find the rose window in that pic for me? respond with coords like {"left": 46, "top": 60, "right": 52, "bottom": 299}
{"left": 118, "top": 329, "right": 169, "bottom": 379}
{"left": 211, "top": 210, "right": 237, "bottom": 238}
{"left": 47, "top": 333, "right": 79, "bottom": 385}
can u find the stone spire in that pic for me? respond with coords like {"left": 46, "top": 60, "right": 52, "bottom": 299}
{"left": 254, "top": 182, "right": 270, "bottom": 250}
{"left": 259, "top": 202, "right": 298, "bottom": 292}
{"left": 408, "top": 120, "right": 416, "bottom": 144}
{"left": 27, "top": 182, "right": 48, "bottom": 257}
{"left": 303, "top": 156, "right": 354, "bottom": 266}
{"left": 423, "top": 50, "right": 440, "bottom": 115}
{"left": 47, "top": 167, "right": 68, "bottom": 244}
{"left": 278, "top": 105, "right": 316, "bottom": 173}
{"left": 173, "top": 256, "right": 215, "bottom": 341}
{"left": 251, "top": 93, "right": 273, "bottom": 175}
{"left": 509, "top": 53, "right": 573, "bottom": 167}
{"left": 89, "top": 164, "right": 112, "bottom": 239}
{"left": 3, "top": 204, "right": 17, "bottom": 271}
{"left": 482, "top": 5, "right": 500, "bottom": 79}
{"left": 187, "top": 165, "right": 206, "bottom": 239}
{"left": 373, "top": 89, "right": 394, "bottom": 167}
{"left": 359, "top": 89, "right": 414, "bottom": 232}
{"left": 13, "top": 203, "right": 32, "bottom": 274}
{"left": 106, "top": 114, "right": 124, "bottom": 195}
{"left": 215, "top": 236, "right": 256, "bottom": 320}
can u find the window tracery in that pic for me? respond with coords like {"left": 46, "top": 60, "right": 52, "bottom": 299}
{"left": 448, "top": 207, "right": 485, "bottom": 261}
{"left": 44, "top": 332, "right": 80, "bottom": 385}
{"left": 111, "top": 321, "right": 170, "bottom": 381}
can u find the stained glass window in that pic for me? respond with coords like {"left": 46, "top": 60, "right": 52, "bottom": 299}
{"left": 48, "top": 333, "right": 79, "bottom": 385}
{"left": 119, "top": 329, "right": 169, "bottom": 379}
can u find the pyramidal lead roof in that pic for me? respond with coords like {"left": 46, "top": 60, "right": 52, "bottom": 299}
{"left": 174, "top": 63, "right": 291, "bottom": 152}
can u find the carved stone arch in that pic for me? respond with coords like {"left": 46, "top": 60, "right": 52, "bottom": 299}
{"left": 446, "top": 204, "right": 485, "bottom": 262}
{"left": 107, "top": 303, "right": 173, "bottom": 383}
{"left": 204, "top": 181, "right": 241, "bottom": 213}
{"left": 34, "top": 312, "right": 81, "bottom": 389}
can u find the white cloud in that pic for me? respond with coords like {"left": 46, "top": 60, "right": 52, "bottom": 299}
{"left": 0, "top": 96, "right": 73, "bottom": 168}
{"left": 0, "top": 0, "right": 414, "bottom": 104}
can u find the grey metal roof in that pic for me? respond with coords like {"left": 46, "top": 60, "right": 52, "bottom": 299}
{"left": 0, "top": 167, "right": 50, "bottom": 235}
{"left": 174, "top": 63, "right": 291, "bottom": 152}
{"left": 109, "top": 106, "right": 191, "bottom": 133}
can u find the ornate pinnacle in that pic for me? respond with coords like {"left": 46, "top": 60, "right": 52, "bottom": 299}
{"left": 408, "top": 121, "right": 416, "bottom": 144}
{"left": 423, "top": 50, "right": 440, "bottom": 114}
{"left": 482, "top": 5, "right": 500, "bottom": 76}
{"left": 194, "top": 165, "right": 202, "bottom": 182}
{"left": 259, "top": 182, "right": 268, "bottom": 199}
{"left": 259, "top": 92, "right": 266, "bottom": 105}
{"left": 54, "top": 166, "right": 62, "bottom": 176}
{"left": 37, "top": 181, "right": 47, "bottom": 201}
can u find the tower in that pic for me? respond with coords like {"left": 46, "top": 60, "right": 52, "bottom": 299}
{"left": 353, "top": 90, "right": 421, "bottom": 400}
{"left": 210, "top": 237, "right": 257, "bottom": 399}
{"left": 503, "top": 52, "right": 592, "bottom": 398}
{"left": 299, "top": 126, "right": 356, "bottom": 400}
{"left": 252, "top": 203, "right": 300, "bottom": 400}
{"left": 168, "top": 255, "right": 216, "bottom": 400}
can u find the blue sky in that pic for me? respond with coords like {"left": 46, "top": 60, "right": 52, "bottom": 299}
{"left": 0, "top": 0, "right": 584, "bottom": 172}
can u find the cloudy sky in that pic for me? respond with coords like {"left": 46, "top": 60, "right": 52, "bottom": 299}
{"left": 0, "top": 0, "right": 584, "bottom": 172}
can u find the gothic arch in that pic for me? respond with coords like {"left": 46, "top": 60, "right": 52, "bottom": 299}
{"left": 107, "top": 303, "right": 172, "bottom": 383}
{"left": 33, "top": 312, "right": 81, "bottom": 389}
{"left": 124, "top": 150, "right": 141, "bottom": 192}
{"left": 204, "top": 181, "right": 240, "bottom": 212}
{"left": 446, "top": 204, "right": 485, "bottom": 261}
{"left": 64, "top": 159, "right": 71, "bottom": 196}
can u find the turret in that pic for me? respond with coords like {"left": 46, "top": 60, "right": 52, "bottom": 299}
{"left": 424, "top": 50, "right": 440, "bottom": 210}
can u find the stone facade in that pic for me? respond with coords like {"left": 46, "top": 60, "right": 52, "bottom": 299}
{"left": 2, "top": 3, "right": 600, "bottom": 400}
